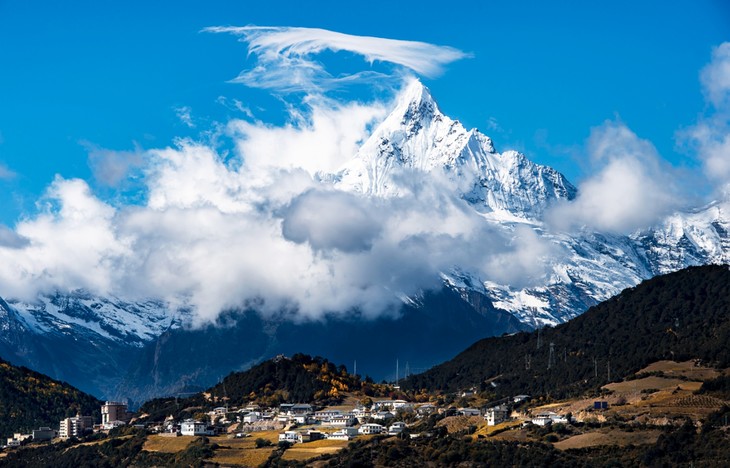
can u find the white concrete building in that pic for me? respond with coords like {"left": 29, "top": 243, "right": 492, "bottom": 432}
{"left": 180, "top": 419, "right": 212, "bottom": 436}
{"left": 371, "top": 411, "right": 394, "bottom": 422}
{"left": 389, "top": 422, "right": 406, "bottom": 434}
{"left": 459, "top": 408, "right": 482, "bottom": 417}
{"left": 359, "top": 423, "right": 384, "bottom": 435}
{"left": 279, "top": 431, "right": 299, "bottom": 443}
{"left": 101, "top": 401, "right": 128, "bottom": 428}
{"left": 531, "top": 411, "right": 569, "bottom": 426}
{"left": 59, "top": 415, "right": 93, "bottom": 438}
{"left": 485, "top": 405, "right": 510, "bottom": 426}
{"left": 330, "top": 414, "right": 356, "bottom": 427}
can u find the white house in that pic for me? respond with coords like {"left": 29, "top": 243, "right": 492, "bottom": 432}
{"left": 373, "top": 399, "right": 411, "bottom": 411}
{"left": 292, "top": 415, "right": 311, "bottom": 425}
{"left": 389, "top": 422, "right": 406, "bottom": 434}
{"left": 103, "top": 420, "right": 127, "bottom": 430}
{"left": 279, "top": 431, "right": 299, "bottom": 443}
{"left": 6, "top": 438, "right": 21, "bottom": 447}
{"left": 330, "top": 414, "right": 356, "bottom": 427}
{"left": 371, "top": 411, "right": 394, "bottom": 422}
{"left": 551, "top": 414, "right": 570, "bottom": 424}
{"left": 314, "top": 409, "right": 342, "bottom": 422}
{"left": 485, "top": 405, "right": 510, "bottom": 426}
{"left": 290, "top": 404, "right": 313, "bottom": 415}
{"left": 416, "top": 404, "right": 436, "bottom": 417}
{"left": 242, "top": 412, "right": 260, "bottom": 424}
{"left": 328, "top": 426, "right": 358, "bottom": 440}
{"left": 180, "top": 419, "right": 213, "bottom": 436}
{"left": 531, "top": 411, "right": 569, "bottom": 426}
{"left": 359, "top": 423, "right": 384, "bottom": 435}
{"left": 513, "top": 395, "right": 530, "bottom": 404}
{"left": 458, "top": 408, "right": 482, "bottom": 417}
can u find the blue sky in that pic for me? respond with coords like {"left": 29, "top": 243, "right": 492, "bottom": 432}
{"left": 0, "top": 1, "right": 729, "bottom": 323}
{"left": 0, "top": 0, "right": 728, "bottom": 224}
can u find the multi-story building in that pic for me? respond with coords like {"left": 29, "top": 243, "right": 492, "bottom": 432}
{"left": 101, "top": 401, "right": 129, "bottom": 427}
{"left": 59, "top": 414, "right": 93, "bottom": 438}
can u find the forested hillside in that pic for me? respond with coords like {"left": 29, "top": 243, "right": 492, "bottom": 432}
{"left": 0, "top": 358, "right": 101, "bottom": 437}
{"left": 405, "top": 265, "right": 730, "bottom": 397}
{"left": 138, "top": 353, "right": 392, "bottom": 421}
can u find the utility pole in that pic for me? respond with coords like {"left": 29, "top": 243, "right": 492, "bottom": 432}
{"left": 594, "top": 357, "right": 598, "bottom": 378}
{"left": 607, "top": 360, "right": 611, "bottom": 382}
{"left": 548, "top": 342, "right": 555, "bottom": 370}
{"left": 354, "top": 360, "right": 357, "bottom": 377}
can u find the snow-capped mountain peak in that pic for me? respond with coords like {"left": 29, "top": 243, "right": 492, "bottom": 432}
{"left": 334, "top": 79, "right": 576, "bottom": 218}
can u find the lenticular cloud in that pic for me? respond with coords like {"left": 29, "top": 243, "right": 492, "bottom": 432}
{"left": 203, "top": 25, "right": 470, "bottom": 92}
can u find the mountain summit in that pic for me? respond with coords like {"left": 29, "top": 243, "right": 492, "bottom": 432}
{"left": 336, "top": 79, "right": 577, "bottom": 218}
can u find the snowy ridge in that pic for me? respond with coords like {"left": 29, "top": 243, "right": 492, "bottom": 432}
{"left": 334, "top": 80, "right": 730, "bottom": 326}
{"left": 4, "top": 291, "right": 185, "bottom": 346}
{"left": 335, "top": 79, "right": 577, "bottom": 218}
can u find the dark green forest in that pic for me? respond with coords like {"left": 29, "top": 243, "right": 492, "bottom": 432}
{"left": 0, "top": 357, "right": 101, "bottom": 438}
{"left": 405, "top": 264, "right": 730, "bottom": 397}
{"left": 138, "top": 353, "right": 392, "bottom": 422}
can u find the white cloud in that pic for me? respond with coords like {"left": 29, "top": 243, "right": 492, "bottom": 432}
{"left": 548, "top": 121, "right": 680, "bottom": 233}
{"left": 216, "top": 96, "right": 255, "bottom": 118}
{"left": 0, "top": 82, "right": 545, "bottom": 325}
{"left": 701, "top": 42, "right": 730, "bottom": 109}
{"left": 228, "top": 99, "right": 386, "bottom": 176}
{"left": 281, "top": 189, "right": 382, "bottom": 253}
{"left": 0, "top": 177, "right": 128, "bottom": 299}
{"left": 174, "top": 106, "right": 195, "bottom": 128}
{"left": 683, "top": 42, "right": 730, "bottom": 195}
{"left": 204, "top": 26, "right": 469, "bottom": 93}
{"left": 0, "top": 226, "right": 29, "bottom": 249}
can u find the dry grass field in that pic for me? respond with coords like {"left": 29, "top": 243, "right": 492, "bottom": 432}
{"left": 142, "top": 435, "right": 197, "bottom": 453}
{"left": 638, "top": 360, "right": 721, "bottom": 381}
{"left": 603, "top": 375, "right": 699, "bottom": 394}
{"left": 209, "top": 447, "right": 275, "bottom": 466}
{"left": 473, "top": 419, "right": 522, "bottom": 438}
{"left": 553, "top": 429, "right": 662, "bottom": 450}
{"left": 280, "top": 439, "right": 350, "bottom": 462}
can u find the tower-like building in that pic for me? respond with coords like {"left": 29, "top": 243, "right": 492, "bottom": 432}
{"left": 101, "top": 401, "right": 129, "bottom": 427}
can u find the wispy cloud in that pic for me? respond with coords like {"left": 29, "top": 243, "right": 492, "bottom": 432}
{"left": 174, "top": 106, "right": 195, "bottom": 128}
{"left": 0, "top": 163, "right": 15, "bottom": 180}
{"left": 203, "top": 26, "right": 470, "bottom": 93}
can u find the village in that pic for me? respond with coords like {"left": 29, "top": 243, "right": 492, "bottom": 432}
{"left": 3, "top": 391, "right": 591, "bottom": 450}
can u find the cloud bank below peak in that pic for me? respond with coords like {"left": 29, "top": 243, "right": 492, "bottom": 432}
{"left": 203, "top": 25, "right": 470, "bottom": 93}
